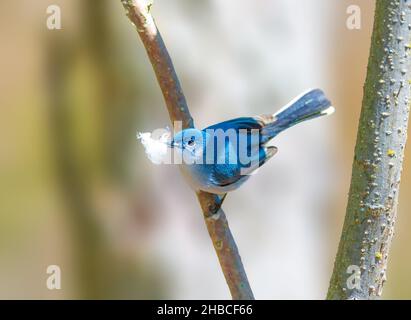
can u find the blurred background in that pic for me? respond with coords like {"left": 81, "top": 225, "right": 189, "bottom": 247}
{"left": 0, "top": 0, "right": 410, "bottom": 299}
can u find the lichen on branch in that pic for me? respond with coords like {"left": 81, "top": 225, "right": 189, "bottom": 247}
{"left": 328, "top": 0, "right": 411, "bottom": 300}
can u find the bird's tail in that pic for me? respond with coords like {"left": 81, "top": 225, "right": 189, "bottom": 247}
{"left": 260, "top": 89, "right": 334, "bottom": 140}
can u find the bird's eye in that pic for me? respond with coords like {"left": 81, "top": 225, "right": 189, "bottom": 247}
{"left": 187, "top": 138, "right": 195, "bottom": 146}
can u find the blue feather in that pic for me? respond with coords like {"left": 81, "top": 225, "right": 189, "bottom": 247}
{"left": 169, "top": 89, "right": 333, "bottom": 194}
{"left": 261, "top": 89, "right": 333, "bottom": 140}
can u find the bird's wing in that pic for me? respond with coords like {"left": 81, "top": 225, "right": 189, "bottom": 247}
{"left": 203, "top": 117, "right": 278, "bottom": 189}
{"left": 209, "top": 163, "right": 244, "bottom": 187}
{"left": 209, "top": 147, "right": 275, "bottom": 187}
{"left": 204, "top": 116, "right": 274, "bottom": 132}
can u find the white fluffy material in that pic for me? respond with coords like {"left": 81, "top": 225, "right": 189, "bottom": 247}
{"left": 137, "top": 130, "right": 170, "bottom": 164}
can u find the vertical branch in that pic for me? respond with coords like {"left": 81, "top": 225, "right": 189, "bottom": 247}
{"left": 120, "top": 0, "right": 254, "bottom": 299}
{"left": 328, "top": 0, "right": 411, "bottom": 299}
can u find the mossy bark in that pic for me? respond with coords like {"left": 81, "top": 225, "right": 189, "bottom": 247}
{"left": 327, "top": 0, "right": 411, "bottom": 299}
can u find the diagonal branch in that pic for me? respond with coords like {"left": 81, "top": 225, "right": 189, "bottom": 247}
{"left": 121, "top": 0, "right": 254, "bottom": 299}
{"left": 121, "top": 0, "right": 193, "bottom": 129}
{"left": 327, "top": 0, "right": 411, "bottom": 299}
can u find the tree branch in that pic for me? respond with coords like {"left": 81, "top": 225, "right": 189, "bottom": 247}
{"left": 197, "top": 192, "right": 254, "bottom": 299}
{"left": 327, "top": 0, "right": 411, "bottom": 299}
{"left": 121, "top": 0, "right": 254, "bottom": 299}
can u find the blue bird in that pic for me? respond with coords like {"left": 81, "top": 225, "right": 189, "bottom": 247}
{"left": 170, "top": 89, "right": 334, "bottom": 194}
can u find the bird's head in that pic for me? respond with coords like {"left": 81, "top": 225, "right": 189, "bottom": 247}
{"left": 169, "top": 128, "right": 210, "bottom": 163}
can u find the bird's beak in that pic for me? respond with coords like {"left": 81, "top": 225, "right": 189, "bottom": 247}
{"left": 167, "top": 140, "right": 180, "bottom": 149}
